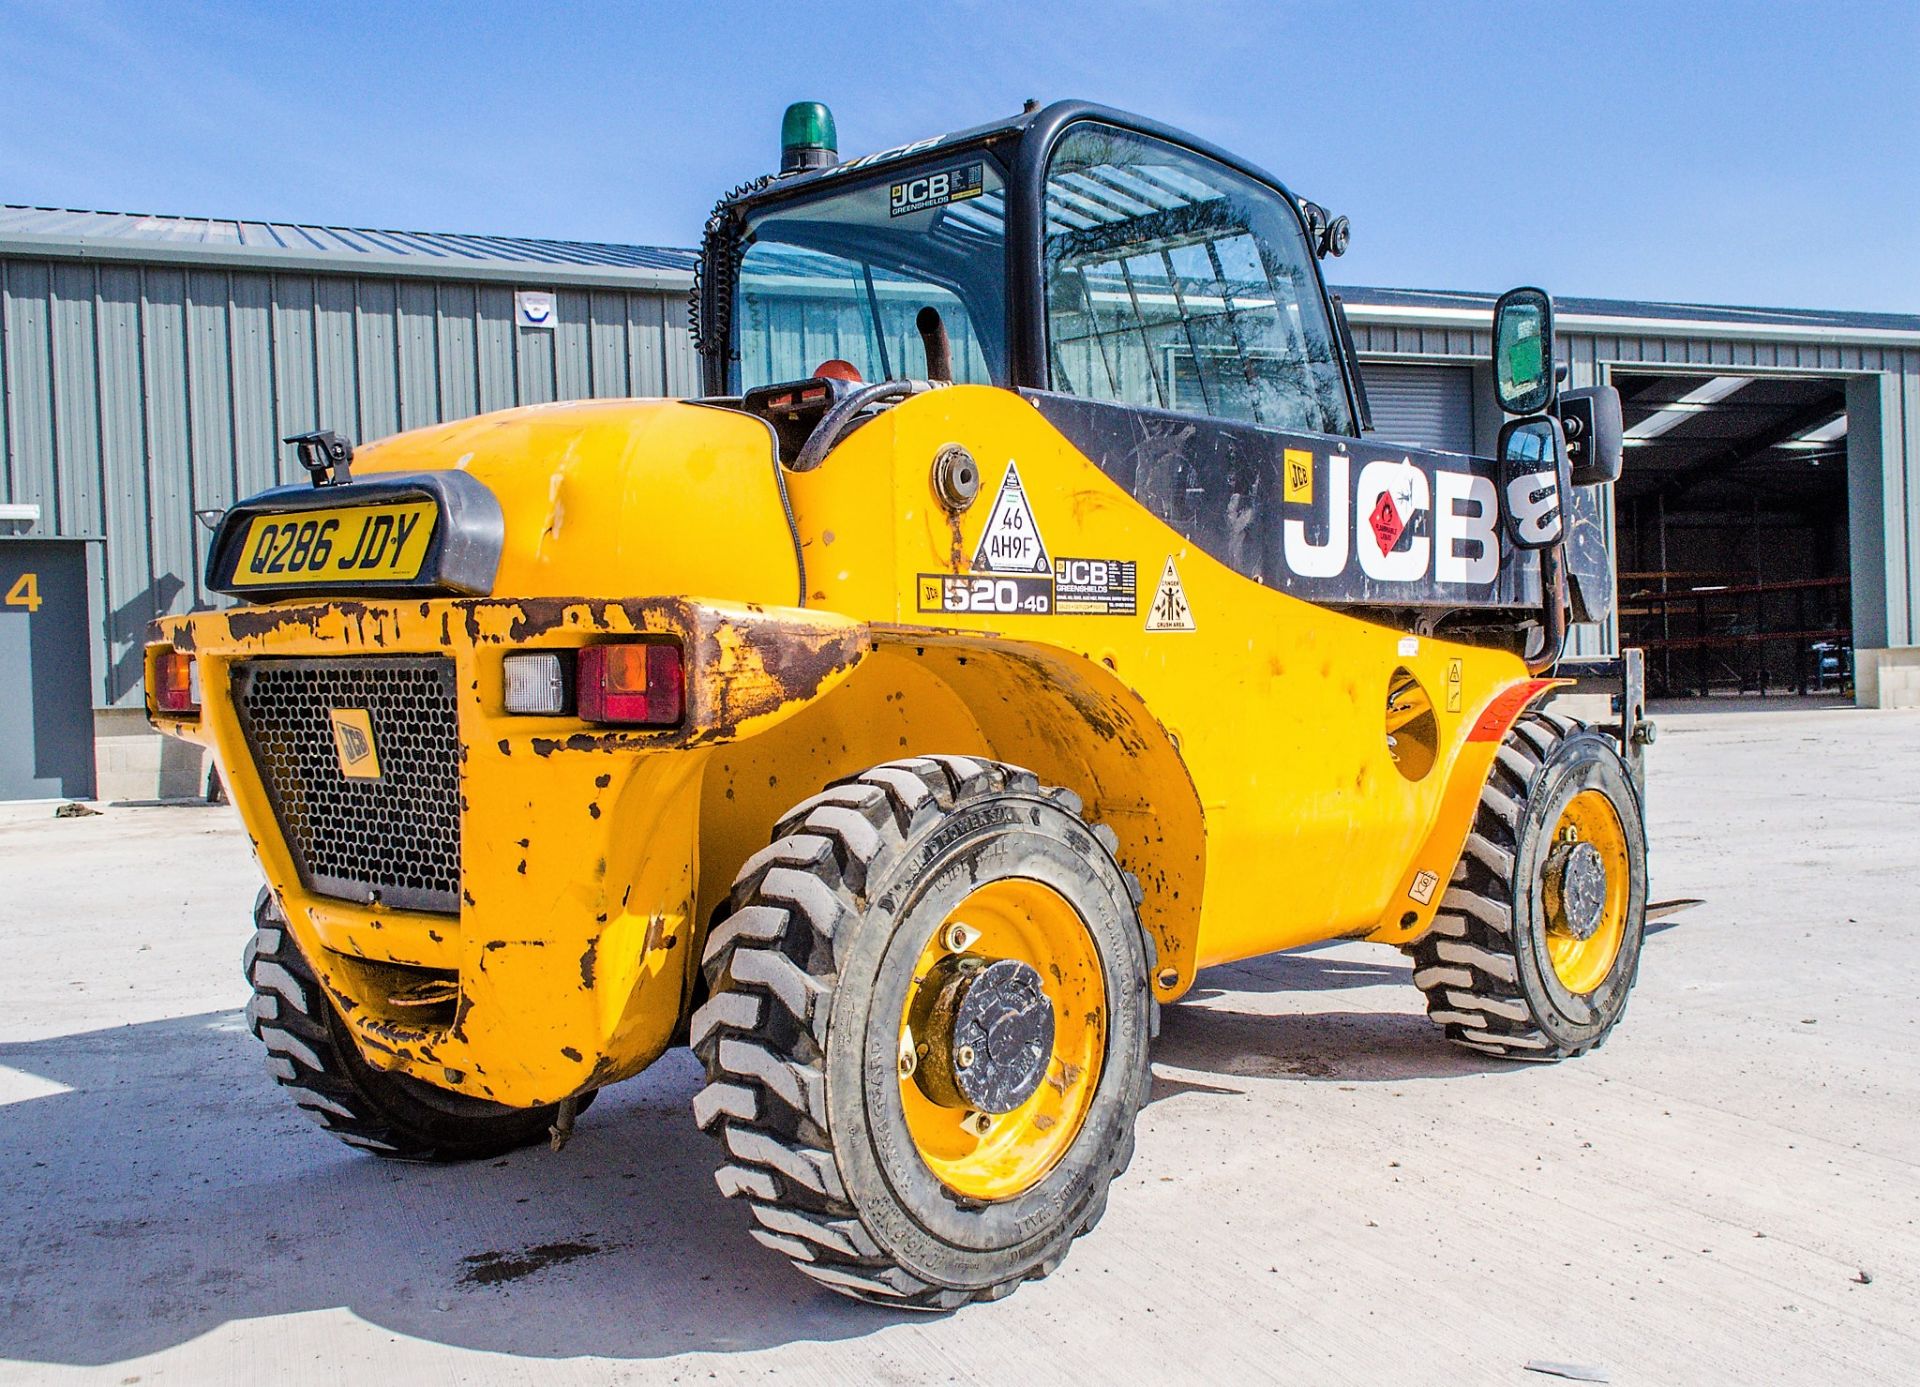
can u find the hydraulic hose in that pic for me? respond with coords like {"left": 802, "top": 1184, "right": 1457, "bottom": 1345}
{"left": 790, "top": 379, "right": 931, "bottom": 473}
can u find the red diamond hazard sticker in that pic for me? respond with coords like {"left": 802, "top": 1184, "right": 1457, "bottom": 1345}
{"left": 1369, "top": 490, "right": 1405, "bottom": 554}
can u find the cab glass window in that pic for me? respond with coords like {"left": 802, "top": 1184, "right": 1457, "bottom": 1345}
{"left": 1043, "top": 124, "right": 1353, "bottom": 435}
{"left": 734, "top": 157, "right": 1008, "bottom": 391}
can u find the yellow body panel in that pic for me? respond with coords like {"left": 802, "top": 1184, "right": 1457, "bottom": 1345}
{"left": 151, "top": 387, "right": 1547, "bottom": 1107}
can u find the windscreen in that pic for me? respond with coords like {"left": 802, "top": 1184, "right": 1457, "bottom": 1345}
{"left": 1044, "top": 124, "right": 1354, "bottom": 435}
{"left": 733, "top": 155, "right": 1009, "bottom": 392}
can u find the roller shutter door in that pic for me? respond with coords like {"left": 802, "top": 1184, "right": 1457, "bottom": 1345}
{"left": 1362, "top": 363, "right": 1475, "bottom": 454}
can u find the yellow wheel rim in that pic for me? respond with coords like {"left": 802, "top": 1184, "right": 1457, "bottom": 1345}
{"left": 1543, "top": 789, "right": 1631, "bottom": 994}
{"left": 897, "top": 878, "right": 1106, "bottom": 1202}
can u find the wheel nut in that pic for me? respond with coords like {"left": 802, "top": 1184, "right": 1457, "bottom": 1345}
{"left": 966, "top": 1112, "right": 994, "bottom": 1136}
{"left": 942, "top": 922, "right": 979, "bottom": 953}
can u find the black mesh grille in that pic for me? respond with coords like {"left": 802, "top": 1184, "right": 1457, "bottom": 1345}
{"left": 232, "top": 657, "right": 462, "bottom": 914}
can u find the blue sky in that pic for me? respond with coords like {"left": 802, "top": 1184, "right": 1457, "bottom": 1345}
{"left": 3, "top": 0, "right": 1915, "bottom": 312}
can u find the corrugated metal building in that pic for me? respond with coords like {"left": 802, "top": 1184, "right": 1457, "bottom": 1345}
{"left": 1346, "top": 288, "right": 1920, "bottom": 693}
{"left": 0, "top": 205, "right": 697, "bottom": 721}
{"left": 3, "top": 203, "right": 1917, "bottom": 795}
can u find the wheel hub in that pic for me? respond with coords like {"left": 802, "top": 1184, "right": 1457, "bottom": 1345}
{"left": 908, "top": 955, "right": 1055, "bottom": 1114}
{"left": 1546, "top": 839, "right": 1608, "bottom": 941}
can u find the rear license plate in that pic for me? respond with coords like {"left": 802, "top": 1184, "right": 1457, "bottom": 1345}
{"left": 229, "top": 501, "right": 438, "bottom": 587}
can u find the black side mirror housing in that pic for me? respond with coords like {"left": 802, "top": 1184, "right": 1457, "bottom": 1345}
{"left": 1557, "top": 385, "right": 1624, "bottom": 485}
{"left": 1492, "top": 287, "right": 1557, "bottom": 415}
{"left": 1498, "top": 414, "right": 1571, "bottom": 550}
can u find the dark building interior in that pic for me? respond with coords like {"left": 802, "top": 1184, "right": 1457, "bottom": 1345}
{"left": 1610, "top": 371, "right": 1852, "bottom": 697}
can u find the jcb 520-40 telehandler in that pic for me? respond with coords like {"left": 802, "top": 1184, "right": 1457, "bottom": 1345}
{"left": 148, "top": 100, "right": 1650, "bottom": 1308}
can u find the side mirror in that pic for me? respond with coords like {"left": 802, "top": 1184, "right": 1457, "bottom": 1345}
{"left": 1557, "top": 385, "right": 1624, "bottom": 486}
{"left": 1493, "top": 287, "right": 1556, "bottom": 415}
{"left": 1498, "top": 415, "right": 1570, "bottom": 550}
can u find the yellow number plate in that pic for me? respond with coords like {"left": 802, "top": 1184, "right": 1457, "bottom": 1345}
{"left": 230, "top": 501, "right": 438, "bottom": 587}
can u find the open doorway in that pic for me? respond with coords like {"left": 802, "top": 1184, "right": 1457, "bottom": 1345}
{"left": 1610, "top": 372, "right": 1851, "bottom": 698}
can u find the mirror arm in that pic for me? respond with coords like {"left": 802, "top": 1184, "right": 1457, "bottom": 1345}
{"left": 1525, "top": 543, "right": 1571, "bottom": 675}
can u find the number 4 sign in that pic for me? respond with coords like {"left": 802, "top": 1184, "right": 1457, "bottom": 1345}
{"left": 4, "top": 572, "right": 41, "bottom": 612}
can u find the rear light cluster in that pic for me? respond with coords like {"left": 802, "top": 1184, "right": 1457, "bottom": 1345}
{"left": 153, "top": 650, "right": 201, "bottom": 715}
{"left": 503, "top": 642, "right": 683, "bottom": 726}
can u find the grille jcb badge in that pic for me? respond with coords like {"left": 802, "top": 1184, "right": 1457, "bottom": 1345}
{"left": 328, "top": 708, "right": 382, "bottom": 780}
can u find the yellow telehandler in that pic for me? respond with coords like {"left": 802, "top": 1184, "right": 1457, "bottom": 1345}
{"left": 147, "top": 100, "right": 1649, "bottom": 1308}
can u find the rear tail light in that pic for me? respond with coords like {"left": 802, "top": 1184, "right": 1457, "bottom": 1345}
{"left": 153, "top": 650, "right": 201, "bottom": 714}
{"left": 577, "top": 642, "right": 683, "bottom": 726}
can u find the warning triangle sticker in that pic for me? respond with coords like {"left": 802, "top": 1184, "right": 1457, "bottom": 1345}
{"left": 1144, "top": 555, "right": 1196, "bottom": 632}
{"left": 971, "top": 462, "right": 1051, "bottom": 574}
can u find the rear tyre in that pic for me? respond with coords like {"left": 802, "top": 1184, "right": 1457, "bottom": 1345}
{"left": 692, "top": 756, "right": 1152, "bottom": 1309}
{"left": 1410, "top": 712, "right": 1647, "bottom": 1059}
{"left": 244, "top": 889, "right": 579, "bottom": 1160}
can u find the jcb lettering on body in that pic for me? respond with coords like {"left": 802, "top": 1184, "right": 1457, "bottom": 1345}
{"left": 1282, "top": 449, "right": 1520, "bottom": 593}
{"left": 1435, "top": 472, "right": 1499, "bottom": 585}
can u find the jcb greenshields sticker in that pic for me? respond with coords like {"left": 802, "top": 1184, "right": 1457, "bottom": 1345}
{"left": 890, "top": 162, "right": 985, "bottom": 217}
{"left": 1054, "top": 557, "right": 1137, "bottom": 615}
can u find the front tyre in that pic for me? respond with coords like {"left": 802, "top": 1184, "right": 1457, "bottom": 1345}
{"left": 1410, "top": 712, "right": 1648, "bottom": 1058}
{"left": 244, "top": 890, "right": 581, "bottom": 1160}
{"left": 692, "top": 756, "right": 1152, "bottom": 1309}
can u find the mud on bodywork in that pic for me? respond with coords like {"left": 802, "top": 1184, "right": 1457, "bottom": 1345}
{"left": 147, "top": 594, "right": 869, "bottom": 1109}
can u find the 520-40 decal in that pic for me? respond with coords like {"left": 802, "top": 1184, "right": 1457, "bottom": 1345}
{"left": 917, "top": 573, "right": 1054, "bottom": 615}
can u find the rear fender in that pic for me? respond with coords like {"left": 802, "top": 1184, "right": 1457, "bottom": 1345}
{"left": 696, "top": 631, "right": 1206, "bottom": 1001}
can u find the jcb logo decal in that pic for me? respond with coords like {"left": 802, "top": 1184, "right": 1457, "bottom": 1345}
{"left": 329, "top": 709, "right": 382, "bottom": 781}
{"left": 1282, "top": 454, "right": 1561, "bottom": 588}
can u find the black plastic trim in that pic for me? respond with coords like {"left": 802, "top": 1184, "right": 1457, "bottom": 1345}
{"left": 205, "top": 471, "right": 505, "bottom": 602}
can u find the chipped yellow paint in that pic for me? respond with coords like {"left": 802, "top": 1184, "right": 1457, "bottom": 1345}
{"left": 150, "top": 387, "right": 1547, "bottom": 1110}
{"left": 149, "top": 595, "right": 861, "bottom": 1107}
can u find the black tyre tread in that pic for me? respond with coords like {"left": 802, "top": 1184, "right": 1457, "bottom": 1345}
{"left": 1410, "top": 712, "right": 1580, "bottom": 1061}
{"left": 244, "top": 891, "right": 560, "bottom": 1160}
{"left": 693, "top": 755, "right": 1142, "bottom": 1310}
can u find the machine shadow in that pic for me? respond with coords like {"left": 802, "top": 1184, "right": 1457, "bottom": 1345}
{"left": 1151, "top": 945, "right": 1524, "bottom": 1087}
{"left": 0, "top": 1012, "right": 896, "bottom": 1367}
{"left": 1, "top": 961, "right": 1520, "bottom": 1368}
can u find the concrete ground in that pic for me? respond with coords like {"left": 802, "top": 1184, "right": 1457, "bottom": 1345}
{"left": 2, "top": 702, "right": 1915, "bottom": 1386}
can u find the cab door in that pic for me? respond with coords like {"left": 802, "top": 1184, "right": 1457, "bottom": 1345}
{"left": 1028, "top": 121, "right": 1440, "bottom": 955}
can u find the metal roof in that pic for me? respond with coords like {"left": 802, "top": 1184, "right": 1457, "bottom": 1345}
{"left": 1333, "top": 283, "right": 1920, "bottom": 344}
{"left": 4, "top": 201, "right": 1914, "bottom": 343}
{"left": 0, "top": 203, "right": 697, "bottom": 289}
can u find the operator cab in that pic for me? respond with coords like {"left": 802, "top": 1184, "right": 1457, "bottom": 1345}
{"left": 702, "top": 101, "right": 1622, "bottom": 665}
{"left": 705, "top": 101, "right": 1365, "bottom": 440}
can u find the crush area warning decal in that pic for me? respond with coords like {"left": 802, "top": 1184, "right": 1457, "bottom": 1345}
{"left": 890, "top": 162, "right": 985, "bottom": 218}
{"left": 973, "top": 462, "right": 1052, "bottom": 574}
{"left": 1054, "top": 557, "right": 1136, "bottom": 615}
{"left": 1145, "top": 556, "right": 1196, "bottom": 631}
